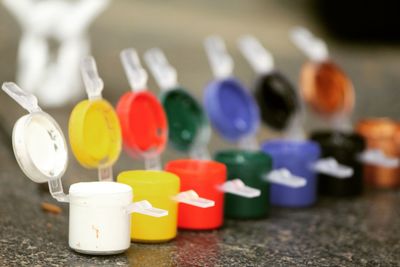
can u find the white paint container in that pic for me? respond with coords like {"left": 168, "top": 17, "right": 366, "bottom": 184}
{"left": 69, "top": 182, "right": 132, "bottom": 254}
{"left": 3, "top": 82, "right": 168, "bottom": 256}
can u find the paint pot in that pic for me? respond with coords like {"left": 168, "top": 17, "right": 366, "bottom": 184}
{"left": 3, "top": 82, "right": 168, "bottom": 255}
{"left": 69, "top": 182, "right": 133, "bottom": 254}
{"left": 117, "top": 48, "right": 168, "bottom": 170}
{"left": 290, "top": 27, "right": 354, "bottom": 117}
{"left": 261, "top": 140, "right": 320, "bottom": 207}
{"left": 165, "top": 159, "right": 226, "bottom": 229}
{"left": 165, "top": 159, "right": 260, "bottom": 229}
{"left": 204, "top": 77, "right": 260, "bottom": 141}
{"left": 117, "top": 171, "right": 179, "bottom": 242}
{"left": 356, "top": 118, "right": 400, "bottom": 188}
{"left": 203, "top": 36, "right": 260, "bottom": 145}
{"left": 237, "top": 35, "right": 299, "bottom": 130}
{"left": 143, "top": 48, "right": 211, "bottom": 156}
{"left": 69, "top": 57, "right": 121, "bottom": 181}
{"left": 214, "top": 150, "right": 272, "bottom": 219}
{"left": 118, "top": 170, "right": 214, "bottom": 242}
{"left": 311, "top": 131, "right": 365, "bottom": 196}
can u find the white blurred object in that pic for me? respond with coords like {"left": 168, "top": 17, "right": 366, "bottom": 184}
{"left": 2, "top": 0, "right": 109, "bottom": 107}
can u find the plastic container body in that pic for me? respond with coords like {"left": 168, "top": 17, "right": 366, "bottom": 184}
{"left": 68, "top": 182, "right": 132, "bottom": 255}
{"left": 117, "top": 170, "right": 179, "bottom": 242}
{"left": 69, "top": 99, "right": 121, "bottom": 168}
{"left": 261, "top": 140, "right": 321, "bottom": 207}
{"left": 203, "top": 77, "right": 260, "bottom": 141}
{"left": 160, "top": 87, "right": 209, "bottom": 152}
{"left": 356, "top": 118, "right": 400, "bottom": 188}
{"left": 214, "top": 150, "right": 271, "bottom": 219}
{"left": 165, "top": 159, "right": 226, "bottom": 230}
{"left": 116, "top": 91, "right": 167, "bottom": 158}
{"left": 254, "top": 71, "right": 298, "bottom": 130}
{"left": 311, "top": 131, "right": 365, "bottom": 196}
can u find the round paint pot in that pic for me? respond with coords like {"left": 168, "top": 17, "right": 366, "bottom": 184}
{"left": 165, "top": 159, "right": 226, "bottom": 230}
{"left": 204, "top": 78, "right": 260, "bottom": 141}
{"left": 13, "top": 111, "right": 68, "bottom": 183}
{"left": 69, "top": 182, "right": 133, "bottom": 254}
{"left": 214, "top": 150, "right": 271, "bottom": 219}
{"left": 261, "top": 140, "right": 321, "bottom": 207}
{"left": 116, "top": 91, "right": 167, "bottom": 158}
{"left": 311, "top": 131, "right": 365, "bottom": 197}
{"left": 300, "top": 61, "right": 354, "bottom": 117}
{"left": 356, "top": 118, "right": 400, "bottom": 189}
{"left": 69, "top": 99, "right": 121, "bottom": 169}
{"left": 254, "top": 71, "right": 299, "bottom": 130}
{"left": 118, "top": 171, "right": 179, "bottom": 243}
{"left": 160, "top": 87, "right": 210, "bottom": 152}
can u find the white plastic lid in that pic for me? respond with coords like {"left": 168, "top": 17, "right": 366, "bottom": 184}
{"left": 204, "top": 35, "right": 234, "bottom": 79}
{"left": 69, "top": 182, "right": 132, "bottom": 206}
{"left": 266, "top": 169, "right": 307, "bottom": 188}
{"left": 219, "top": 179, "right": 261, "bottom": 198}
{"left": 313, "top": 157, "right": 354, "bottom": 179}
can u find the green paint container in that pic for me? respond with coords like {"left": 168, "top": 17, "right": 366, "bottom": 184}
{"left": 161, "top": 87, "right": 210, "bottom": 153}
{"left": 214, "top": 150, "right": 272, "bottom": 219}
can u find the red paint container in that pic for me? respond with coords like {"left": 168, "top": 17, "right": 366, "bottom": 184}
{"left": 165, "top": 159, "right": 226, "bottom": 230}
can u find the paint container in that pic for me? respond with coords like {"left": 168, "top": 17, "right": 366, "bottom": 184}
{"left": 69, "top": 57, "right": 121, "bottom": 181}
{"left": 116, "top": 49, "right": 215, "bottom": 242}
{"left": 3, "top": 82, "right": 168, "bottom": 255}
{"left": 238, "top": 35, "right": 299, "bottom": 130}
{"left": 214, "top": 150, "right": 272, "bottom": 219}
{"left": 116, "top": 48, "right": 168, "bottom": 170}
{"left": 290, "top": 27, "right": 354, "bottom": 118}
{"left": 356, "top": 118, "right": 400, "bottom": 188}
{"left": 165, "top": 159, "right": 260, "bottom": 229}
{"left": 311, "top": 131, "right": 365, "bottom": 196}
{"left": 144, "top": 48, "right": 211, "bottom": 159}
{"left": 203, "top": 36, "right": 260, "bottom": 149}
{"left": 261, "top": 140, "right": 321, "bottom": 207}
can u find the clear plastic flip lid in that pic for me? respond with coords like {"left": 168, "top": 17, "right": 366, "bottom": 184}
{"left": 2, "top": 82, "right": 69, "bottom": 202}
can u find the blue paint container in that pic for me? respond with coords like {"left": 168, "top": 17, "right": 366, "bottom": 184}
{"left": 261, "top": 139, "right": 321, "bottom": 207}
{"left": 204, "top": 77, "right": 260, "bottom": 142}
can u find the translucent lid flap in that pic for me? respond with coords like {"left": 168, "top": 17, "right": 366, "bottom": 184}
{"left": 359, "top": 149, "right": 399, "bottom": 168}
{"left": 127, "top": 200, "right": 168, "bottom": 217}
{"left": 120, "top": 48, "right": 148, "bottom": 92}
{"left": 313, "top": 157, "right": 354, "bottom": 179}
{"left": 237, "top": 35, "right": 274, "bottom": 74}
{"left": 237, "top": 135, "right": 259, "bottom": 151}
{"left": 219, "top": 179, "right": 261, "bottom": 198}
{"left": 265, "top": 169, "right": 307, "bottom": 188}
{"left": 204, "top": 35, "right": 233, "bottom": 79}
{"left": 290, "top": 26, "right": 329, "bottom": 62}
{"left": 48, "top": 178, "right": 69, "bottom": 203}
{"left": 173, "top": 190, "right": 215, "bottom": 208}
{"left": 81, "top": 56, "right": 104, "bottom": 100}
{"left": 144, "top": 48, "right": 177, "bottom": 91}
{"left": 2, "top": 82, "right": 41, "bottom": 113}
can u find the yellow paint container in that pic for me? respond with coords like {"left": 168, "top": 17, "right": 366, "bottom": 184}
{"left": 117, "top": 170, "right": 179, "bottom": 243}
{"left": 69, "top": 99, "right": 121, "bottom": 169}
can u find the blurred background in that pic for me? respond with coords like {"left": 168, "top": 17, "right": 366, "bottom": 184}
{"left": 0, "top": 0, "right": 399, "bottom": 186}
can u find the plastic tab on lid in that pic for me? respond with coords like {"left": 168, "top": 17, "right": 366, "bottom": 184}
{"left": 237, "top": 35, "right": 274, "bottom": 74}
{"left": 144, "top": 48, "right": 178, "bottom": 91}
{"left": 265, "top": 168, "right": 307, "bottom": 188}
{"left": 219, "top": 179, "right": 261, "bottom": 198}
{"left": 126, "top": 200, "right": 168, "bottom": 217}
{"left": 173, "top": 190, "right": 215, "bottom": 208}
{"left": 204, "top": 35, "right": 233, "bottom": 79}
{"left": 313, "top": 157, "right": 354, "bottom": 178}
{"left": 81, "top": 56, "right": 104, "bottom": 100}
{"left": 120, "top": 48, "right": 148, "bottom": 92}
{"left": 359, "top": 149, "right": 399, "bottom": 168}
{"left": 290, "top": 26, "right": 329, "bottom": 63}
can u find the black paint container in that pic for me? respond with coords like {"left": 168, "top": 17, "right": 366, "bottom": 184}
{"left": 311, "top": 131, "right": 365, "bottom": 197}
{"left": 254, "top": 71, "right": 298, "bottom": 130}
